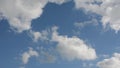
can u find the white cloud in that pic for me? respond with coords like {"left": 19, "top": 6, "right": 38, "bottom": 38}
{"left": 22, "top": 47, "right": 39, "bottom": 64}
{"left": 74, "top": 0, "right": 102, "bottom": 14}
{"left": 21, "top": 46, "right": 56, "bottom": 65}
{"left": 29, "top": 30, "right": 49, "bottom": 42}
{"left": 20, "top": 26, "right": 97, "bottom": 65}
{"left": 0, "top": 0, "right": 46, "bottom": 32}
{"left": 0, "top": 0, "right": 68, "bottom": 33}
{"left": 49, "top": 0, "right": 70, "bottom": 5}
{"left": 97, "top": 53, "right": 120, "bottom": 68}
{"left": 29, "top": 31, "right": 42, "bottom": 42}
{"left": 101, "top": 0, "right": 120, "bottom": 33}
{"left": 74, "top": 0, "right": 120, "bottom": 32}
{"left": 74, "top": 18, "right": 98, "bottom": 29}
{"left": 51, "top": 26, "right": 97, "bottom": 61}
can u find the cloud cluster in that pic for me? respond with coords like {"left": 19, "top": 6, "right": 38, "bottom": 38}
{"left": 21, "top": 26, "right": 97, "bottom": 64}
{"left": 74, "top": 0, "right": 120, "bottom": 32}
{"left": 1, "top": 0, "right": 120, "bottom": 32}
{"left": 0, "top": 0, "right": 67, "bottom": 33}
{"left": 97, "top": 53, "right": 120, "bottom": 68}
{"left": 2, "top": 0, "right": 119, "bottom": 67}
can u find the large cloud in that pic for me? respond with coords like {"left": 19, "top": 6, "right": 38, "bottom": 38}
{"left": 51, "top": 26, "right": 97, "bottom": 61}
{"left": 0, "top": 0, "right": 67, "bottom": 33}
{"left": 97, "top": 53, "right": 120, "bottom": 68}
{"left": 0, "top": 0, "right": 46, "bottom": 32}
{"left": 74, "top": 0, "right": 120, "bottom": 32}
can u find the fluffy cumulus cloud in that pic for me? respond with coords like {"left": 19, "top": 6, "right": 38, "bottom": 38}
{"left": 0, "top": 0, "right": 68, "bottom": 33}
{"left": 22, "top": 48, "right": 39, "bottom": 64}
{"left": 74, "top": 0, "right": 120, "bottom": 32}
{"left": 51, "top": 26, "right": 97, "bottom": 61}
{"left": 97, "top": 53, "right": 120, "bottom": 68}
{"left": 0, "top": 0, "right": 46, "bottom": 32}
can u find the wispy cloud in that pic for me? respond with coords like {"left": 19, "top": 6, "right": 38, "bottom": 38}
{"left": 21, "top": 47, "right": 39, "bottom": 64}
{"left": 74, "top": 18, "right": 98, "bottom": 29}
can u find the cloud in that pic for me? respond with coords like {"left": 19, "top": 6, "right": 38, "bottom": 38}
{"left": 0, "top": 0, "right": 68, "bottom": 33}
{"left": 74, "top": 18, "right": 98, "bottom": 29}
{"left": 74, "top": 0, "right": 120, "bottom": 32}
{"left": 21, "top": 46, "right": 56, "bottom": 65}
{"left": 51, "top": 26, "right": 97, "bottom": 61}
{"left": 100, "top": 0, "right": 120, "bottom": 33}
{"left": 39, "top": 48, "right": 56, "bottom": 63}
{"left": 21, "top": 26, "right": 97, "bottom": 64}
{"left": 49, "top": 0, "right": 70, "bottom": 5}
{"left": 20, "top": 26, "right": 97, "bottom": 65}
{"left": 22, "top": 47, "right": 39, "bottom": 64}
{"left": 29, "top": 30, "right": 49, "bottom": 42}
{"left": 1, "top": 0, "right": 119, "bottom": 33}
{"left": 97, "top": 53, "right": 120, "bottom": 68}
{"left": 0, "top": 0, "right": 46, "bottom": 32}
{"left": 74, "top": 0, "right": 102, "bottom": 14}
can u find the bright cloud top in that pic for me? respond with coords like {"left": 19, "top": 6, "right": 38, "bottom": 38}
{"left": 97, "top": 53, "right": 120, "bottom": 68}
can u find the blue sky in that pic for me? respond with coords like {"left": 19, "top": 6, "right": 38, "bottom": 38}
{"left": 0, "top": 0, "right": 120, "bottom": 68}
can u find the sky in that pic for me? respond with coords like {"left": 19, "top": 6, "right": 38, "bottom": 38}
{"left": 0, "top": 0, "right": 120, "bottom": 68}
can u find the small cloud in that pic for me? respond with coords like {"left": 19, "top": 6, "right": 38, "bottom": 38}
{"left": 29, "top": 30, "right": 49, "bottom": 42}
{"left": 97, "top": 53, "right": 120, "bottom": 68}
{"left": 74, "top": 18, "right": 98, "bottom": 29}
{"left": 21, "top": 47, "right": 39, "bottom": 64}
{"left": 49, "top": 0, "right": 70, "bottom": 5}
